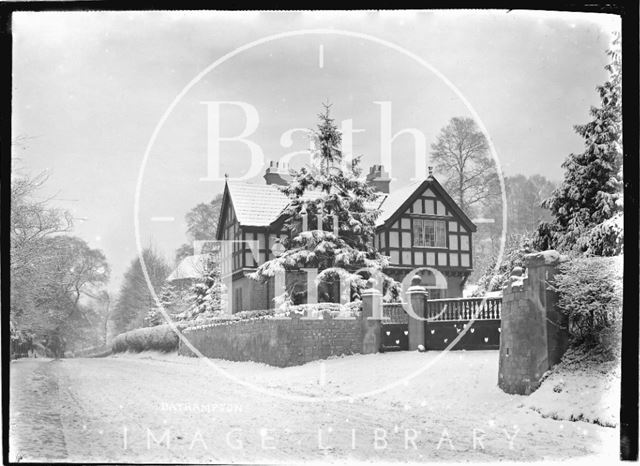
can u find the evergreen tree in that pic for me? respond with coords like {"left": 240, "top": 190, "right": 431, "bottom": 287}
{"left": 536, "top": 34, "right": 622, "bottom": 255}
{"left": 184, "top": 254, "right": 226, "bottom": 321}
{"left": 143, "top": 284, "right": 179, "bottom": 327}
{"left": 143, "top": 254, "right": 225, "bottom": 325}
{"left": 249, "top": 104, "right": 397, "bottom": 307}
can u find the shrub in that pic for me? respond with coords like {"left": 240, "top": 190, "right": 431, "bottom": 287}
{"left": 551, "top": 255, "right": 622, "bottom": 355}
{"left": 284, "top": 302, "right": 361, "bottom": 318}
{"left": 111, "top": 324, "right": 181, "bottom": 353}
{"left": 472, "top": 234, "right": 533, "bottom": 296}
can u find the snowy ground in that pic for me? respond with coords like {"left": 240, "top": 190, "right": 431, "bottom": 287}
{"left": 10, "top": 350, "right": 618, "bottom": 463}
{"left": 523, "top": 350, "right": 620, "bottom": 428}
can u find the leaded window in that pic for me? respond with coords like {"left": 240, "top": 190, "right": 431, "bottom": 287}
{"left": 413, "top": 219, "right": 447, "bottom": 248}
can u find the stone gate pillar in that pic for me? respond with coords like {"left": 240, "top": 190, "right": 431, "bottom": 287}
{"left": 361, "top": 278, "right": 383, "bottom": 354}
{"left": 498, "top": 250, "right": 569, "bottom": 395}
{"left": 407, "top": 275, "right": 428, "bottom": 350}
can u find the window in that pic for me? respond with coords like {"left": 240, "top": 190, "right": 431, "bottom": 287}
{"left": 413, "top": 219, "right": 447, "bottom": 248}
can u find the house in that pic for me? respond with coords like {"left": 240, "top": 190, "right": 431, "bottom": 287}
{"left": 167, "top": 254, "right": 213, "bottom": 289}
{"left": 216, "top": 161, "right": 476, "bottom": 312}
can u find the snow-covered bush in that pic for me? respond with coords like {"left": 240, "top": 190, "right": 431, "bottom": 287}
{"left": 180, "top": 255, "right": 227, "bottom": 322}
{"left": 471, "top": 234, "right": 533, "bottom": 296}
{"left": 579, "top": 213, "right": 623, "bottom": 256}
{"left": 143, "top": 283, "right": 193, "bottom": 327}
{"left": 551, "top": 255, "right": 622, "bottom": 356}
{"left": 232, "top": 308, "right": 275, "bottom": 320}
{"left": 283, "top": 302, "right": 361, "bottom": 319}
{"left": 111, "top": 324, "right": 183, "bottom": 353}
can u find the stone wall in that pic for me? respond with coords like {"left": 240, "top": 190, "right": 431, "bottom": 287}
{"left": 179, "top": 282, "right": 386, "bottom": 367}
{"left": 179, "top": 315, "right": 363, "bottom": 367}
{"left": 498, "top": 250, "right": 569, "bottom": 395}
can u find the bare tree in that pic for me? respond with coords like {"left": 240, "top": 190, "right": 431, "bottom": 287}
{"left": 111, "top": 247, "right": 171, "bottom": 334}
{"left": 10, "top": 172, "right": 74, "bottom": 335}
{"left": 11, "top": 172, "right": 73, "bottom": 276}
{"left": 37, "top": 235, "right": 110, "bottom": 326}
{"left": 430, "top": 117, "right": 500, "bottom": 216}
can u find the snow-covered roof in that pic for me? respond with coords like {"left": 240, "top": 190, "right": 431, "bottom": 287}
{"left": 222, "top": 177, "right": 468, "bottom": 230}
{"left": 374, "top": 180, "right": 422, "bottom": 226}
{"left": 226, "top": 181, "right": 289, "bottom": 226}
{"left": 224, "top": 181, "right": 390, "bottom": 228}
{"left": 167, "top": 254, "right": 211, "bottom": 282}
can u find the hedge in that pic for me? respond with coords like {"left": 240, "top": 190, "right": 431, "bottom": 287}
{"left": 111, "top": 324, "right": 182, "bottom": 353}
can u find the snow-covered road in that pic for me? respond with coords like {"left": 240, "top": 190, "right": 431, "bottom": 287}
{"left": 9, "top": 351, "right": 617, "bottom": 463}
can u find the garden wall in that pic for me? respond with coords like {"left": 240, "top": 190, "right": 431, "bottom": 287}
{"left": 178, "top": 287, "right": 384, "bottom": 367}
{"left": 178, "top": 315, "right": 364, "bottom": 367}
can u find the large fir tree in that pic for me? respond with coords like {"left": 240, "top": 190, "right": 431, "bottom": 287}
{"left": 536, "top": 33, "right": 622, "bottom": 256}
{"left": 249, "top": 105, "right": 397, "bottom": 307}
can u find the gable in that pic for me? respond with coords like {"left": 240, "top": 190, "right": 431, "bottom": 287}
{"left": 376, "top": 177, "right": 476, "bottom": 232}
{"left": 216, "top": 181, "right": 289, "bottom": 239}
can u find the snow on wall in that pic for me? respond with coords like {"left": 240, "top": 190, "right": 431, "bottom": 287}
{"left": 179, "top": 315, "right": 366, "bottom": 367}
{"left": 498, "top": 251, "right": 569, "bottom": 395}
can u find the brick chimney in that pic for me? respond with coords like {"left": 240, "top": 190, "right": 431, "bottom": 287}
{"left": 264, "top": 161, "right": 292, "bottom": 186}
{"left": 366, "top": 165, "right": 391, "bottom": 193}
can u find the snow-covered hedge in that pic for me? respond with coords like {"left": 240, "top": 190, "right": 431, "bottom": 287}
{"left": 282, "top": 301, "right": 361, "bottom": 318}
{"left": 112, "top": 324, "right": 182, "bottom": 353}
{"left": 551, "top": 255, "right": 622, "bottom": 355}
{"left": 181, "top": 303, "right": 362, "bottom": 333}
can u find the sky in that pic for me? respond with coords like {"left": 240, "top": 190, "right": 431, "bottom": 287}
{"left": 11, "top": 10, "right": 620, "bottom": 293}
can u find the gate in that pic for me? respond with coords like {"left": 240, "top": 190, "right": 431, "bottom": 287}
{"left": 380, "top": 303, "right": 409, "bottom": 351}
{"left": 425, "top": 297, "right": 502, "bottom": 350}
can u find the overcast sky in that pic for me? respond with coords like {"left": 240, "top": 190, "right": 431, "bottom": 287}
{"left": 12, "top": 10, "right": 620, "bottom": 293}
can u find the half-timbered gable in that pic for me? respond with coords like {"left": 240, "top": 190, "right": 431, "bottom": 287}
{"left": 374, "top": 174, "right": 476, "bottom": 297}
